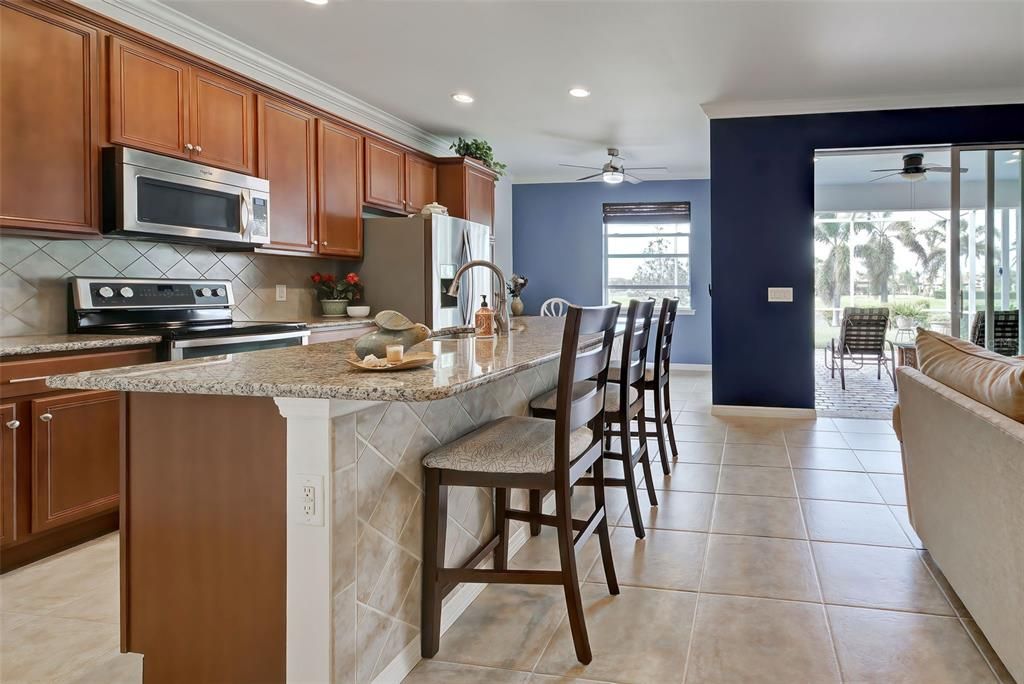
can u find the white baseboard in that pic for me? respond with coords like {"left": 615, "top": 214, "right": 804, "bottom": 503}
{"left": 670, "top": 363, "right": 712, "bottom": 371}
{"left": 711, "top": 404, "right": 817, "bottom": 419}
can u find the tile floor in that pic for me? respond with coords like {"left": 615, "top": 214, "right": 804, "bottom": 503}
{"left": 0, "top": 371, "right": 1012, "bottom": 684}
{"left": 405, "top": 370, "right": 1013, "bottom": 684}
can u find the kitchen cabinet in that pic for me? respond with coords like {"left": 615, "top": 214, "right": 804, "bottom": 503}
{"left": 31, "top": 391, "right": 121, "bottom": 533}
{"left": 109, "top": 36, "right": 255, "bottom": 174}
{"left": 1, "top": 403, "right": 16, "bottom": 547}
{"left": 436, "top": 157, "right": 497, "bottom": 233}
{"left": 405, "top": 154, "right": 438, "bottom": 213}
{"left": 317, "top": 119, "right": 363, "bottom": 258}
{"left": 0, "top": 2, "right": 99, "bottom": 234}
{"left": 258, "top": 95, "right": 317, "bottom": 253}
{"left": 364, "top": 137, "right": 405, "bottom": 212}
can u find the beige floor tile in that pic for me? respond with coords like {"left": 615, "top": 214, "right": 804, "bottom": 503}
{"left": 889, "top": 506, "right": 925, "bottom": 549}
{"left": 535, "top": 585, "right": 696, "bottom": 684}
{"left": 917, "top": 550, "right": 969, "bottom": 618}
{"left": 402, "top": 660, "right": 530, "bottom": 683}
{"left": 962, "top": 618, "right": 1017, "bottom": 684}
{"left": 645, "top": 462, "right": 720, "bottom": 493}
{"left": 777, "top": 417, "right": 839, "bottom": 432}
{"left": 784, "top": 430, "right": 849, "bottom": 449}
{"left": 717, "top": 465, "right": 797, "bottom": 498}
{"left": 701, "top": 534, "right": 819, "bottom": 602}
{"left": 685, "top": 594, "right": 840, "bottom": 684}
{"left": 868, "top": 473, "right": 908, "bottom": 505}
{"left": 57, "top": 651, "right": 143, "bottom": 684}
{"left": 793, "top": 469, "right": 884, "bottom": 503}
{"left": 588, "top": 528, "right": 706, "bottom": 591}
{"left": 672, "top": 409, "right": 727, "bottom": 426}
{"left": 572, "top": 484, "right": 630, "bottom": 527}
{"left": 832, "top": 418, "right": 896, "bottom": 434}
{"left": 528, "top": 675, "right": 613, "bottom": 683}
{"left": 842, "top": 432, "right": 902, "bottom": 452}
{"left": 725, "top": 426, "right": 786, "bottom": 446}
{"left": 855, "top": 449, "right": 904, "bottom": 473}
{"left": 0, "top": 612, "right": 120, "bottom": 682}
{"left": 721, "top": 444, "right": 789, "bottom": 467}
{"left": 802, "top": 500, "right": 911, "bottom": 547}
{"left": 710, "top": 494, "right": 806, "bottom": 539}
{"left": 510, "top": 527, "right": 603, "bottom": 583}
{"left": 788, "top": 446, "right": 863, "bottom": 471}
{"left": 812, "top": 541, "right": 955, "bottom": 615}
{"left": 828, "top": 605, "right": 997, "bottom": 684}
{"left": 671, "top": 442, "right": 723, "bottom": 464}
{"left": 672, "top": 424, "right": 726, "bottom": 444}
{"left": 625, "top": 490, "right": 715, "bottom": 533}
{"left": 433, "top": 583, "right": 567, "bottom": 671}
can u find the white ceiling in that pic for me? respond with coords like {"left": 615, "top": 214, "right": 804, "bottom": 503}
{"left": 162, "top": 0, "right": 1024, "bottom": 183}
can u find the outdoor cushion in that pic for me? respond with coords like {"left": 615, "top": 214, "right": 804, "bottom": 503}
{"left": 915, "top": 328, "right": 1024, "bottom": 423}
{"left": 422, "top": 416, "right": 593, "bottom": 473}
{"left": 530, "top": 382, "right": 638, "bottom": 415}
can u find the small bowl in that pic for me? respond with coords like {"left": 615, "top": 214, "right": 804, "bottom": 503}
{"left": 347, "top": 305, "right": 370, "bottom": 318}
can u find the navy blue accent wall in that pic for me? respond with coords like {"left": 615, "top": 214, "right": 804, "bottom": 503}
{"left": 513, "top": 179, "right": 712, "bottom": 364}
{"left": 711, "top": 104, "right": 1024, "bottom": 409}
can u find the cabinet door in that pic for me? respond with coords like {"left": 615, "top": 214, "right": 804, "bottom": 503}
{"left": 189, "top": 67, "right": 255, "bottom": 174}
{"left": 1, "top": 403, "right": 16, "bottom": 546}
{"left": 31, "top": 391, "right": 121, "bottom": 533}
{"left": 0, "top": 3, "right": 98, "bottom": 233}
{"left": 364, "top": 137, "right": 405, "bottom": 211}
{"left": 257, "top": 95, "right": 316, "bottom": 252}
{"left": 466, "top": 165, "right": 495, "bottom": 231}
{"left": 317, "top": 120, "right": 363, "bottom": 258}
{"left": 405, "top": 155, "right": 437, "bottom": 213}
{"left": 109, "top": 36, "right": 189, "bottom": 158}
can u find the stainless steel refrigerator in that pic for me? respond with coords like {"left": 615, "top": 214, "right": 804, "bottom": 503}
{"left": 360, "top": 215, "right": 494, "bottom": 329}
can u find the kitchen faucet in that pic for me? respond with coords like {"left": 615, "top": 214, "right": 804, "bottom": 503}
{"left": 447, "top": 260, "right": 509, "bottom": 334}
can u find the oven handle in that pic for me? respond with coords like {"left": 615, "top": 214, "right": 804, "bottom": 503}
{"left": 170, "top": 330, "right": 310, "bottom": 349}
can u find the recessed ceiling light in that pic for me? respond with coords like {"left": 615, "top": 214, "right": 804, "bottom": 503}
{"left": 451, "top": 92, "right": 474, "bottom": 104}
{"left": 304, "top": 0, "right": 328, "bottom": 5}
{"left": 569, "top": 87, "right": 591, "bottom": 98}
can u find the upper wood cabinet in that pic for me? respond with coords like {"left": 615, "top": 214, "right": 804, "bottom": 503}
{"left": 109, "top": 36, "right": 255, "bottom": 174}
{"left": 317, "top": 120, "right": 363, "bottom": 259}
{"left": 364, "top": 137, "right": 405, "bottom": 212}
{"left": 437, "top": 157, "right": 497, "bottom": 232}
{"left": 1, "top": 403, "right": 16, "bottom": 547}
{"left": 31, "top": 391, "right": 121, "bottom": 534}
{"left": 0, "top": 2, "right": 99, "bottom": 234}
{"left": 405, "top": 155, "right": 437, "bottom": 213}
{"left": 258, "top": 95, "right": 317, "bottom": 253}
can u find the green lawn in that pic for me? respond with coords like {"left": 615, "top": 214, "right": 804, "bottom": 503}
{"left": 813, "top": 295, "right": 952, "bottom": 349}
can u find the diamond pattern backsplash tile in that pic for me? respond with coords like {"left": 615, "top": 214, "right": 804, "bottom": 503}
{"left": 0, "top": 236, "right": 344, "bottom": 336}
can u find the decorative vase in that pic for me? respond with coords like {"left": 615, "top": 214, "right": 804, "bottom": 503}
{"left": 354, "top": 310, "right": 431, "bottom": 359}
{"left": 321, "top": 299, "right": 348, "bottom": 316}
{"left": 510, "top": 295, "right": 524, "bottom": 317}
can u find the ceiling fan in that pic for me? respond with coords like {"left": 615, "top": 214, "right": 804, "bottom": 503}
{"left": 869, "top": 153, "right": 966, "bottom": 183}
{"left": 559, "top": 148, "right": 667, "bottom": 184}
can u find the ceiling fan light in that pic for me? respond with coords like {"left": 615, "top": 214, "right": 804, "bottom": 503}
{"left": 602, "top": 170, "right": 624, "bottom": 184}
{"left": 902, "top": 172, "right": 926, "bottom": 182}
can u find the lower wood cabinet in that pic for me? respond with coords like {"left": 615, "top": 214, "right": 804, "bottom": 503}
{"left": 1, "top": 403, "right": 16, "bottom": 547}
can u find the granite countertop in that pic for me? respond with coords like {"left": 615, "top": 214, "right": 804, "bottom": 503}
{"left": 47, "top": 317, "right": 578, "bottom": 402}
{"left": 252, "top": 316, "right": 377, "bottom": 330}
{"left": 0, "top": 334, "right": 164, "bottom": 358}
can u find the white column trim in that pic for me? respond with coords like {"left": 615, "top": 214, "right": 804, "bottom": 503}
{"left": 711, "top": 404, "right": 817, "bottom": 419}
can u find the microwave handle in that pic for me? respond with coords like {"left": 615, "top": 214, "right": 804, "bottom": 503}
{"left": 240, "top": 193, "right": 250, "bottom": 235}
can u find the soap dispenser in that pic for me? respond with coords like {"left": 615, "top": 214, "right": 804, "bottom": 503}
{"left": 475, "top": 294, "right": 496, "bottom": 338}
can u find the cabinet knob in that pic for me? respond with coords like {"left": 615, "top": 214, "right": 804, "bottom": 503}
{"left": 312, "top": 240, "right": 318, "bottom": 245}
{"left": 185, "top": 143, "right": 194, "bottom": 151}
{"left": 5, "top": 420, "right": 19, "bottom": 429}
{"left": 321, "top": 241, "right": 327, "bottom": 246}
{"left": 39, "top": 413, "right": 53, "bottom": 423}
{"left": 194, "top": 145, "right": 203, "bottom": 153}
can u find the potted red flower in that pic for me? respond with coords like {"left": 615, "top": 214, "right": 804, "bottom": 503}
{"left": 311, "top": 271, "right": 364, "bottom": 316}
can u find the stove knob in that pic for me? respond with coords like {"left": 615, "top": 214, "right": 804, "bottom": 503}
{"left": 119, "top": 286, "right": 134, "bottom": 298}
{"left": 98, "top": 286, "right": 114, "bottom": 298}
{"left": 199, "top": 287, "right": 213, "bottom": 297}
{"left": 213, "top": 287, "right": 225, "bottom": 297}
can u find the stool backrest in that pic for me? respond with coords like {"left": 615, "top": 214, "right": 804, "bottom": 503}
{"left": 553, "top": 303, "right": 620, "bottom": 484}
{"left": 616, "top": 299, "right": 656, "bottom": 408}
{"left": 650, "top": 297, "right": 680, "bottom": 385}
{"left": 541, "top": 297, "right": 571, "bottom": 317}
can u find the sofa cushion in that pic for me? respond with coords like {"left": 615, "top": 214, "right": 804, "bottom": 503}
{"left": 915, "top": 328, "right": 1024, "bottom": 423}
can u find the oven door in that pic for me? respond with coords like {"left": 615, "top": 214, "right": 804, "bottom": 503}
{"left": 169, "top": 330, "right": 310, "bottom": 361}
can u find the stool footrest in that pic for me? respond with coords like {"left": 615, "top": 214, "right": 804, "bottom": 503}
{"left": 440, "top": 567, "right": 564, "bottom": 586}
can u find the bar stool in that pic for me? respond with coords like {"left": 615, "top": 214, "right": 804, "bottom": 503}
{"left": 420, "top": 303, "right": 621, "bottom": 665}
{"left": 610, "top": 297, "right": 679, "bottom": 474}
{"left": 530, "top": 298, "right": 657, "bottom": 538}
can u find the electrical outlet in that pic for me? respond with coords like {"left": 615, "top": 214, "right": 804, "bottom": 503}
{"left": 275, "top": 284, "right": 287, "bottom": 301}
{"left": 296, "top": 474, "right": 323, "bottom": 526}
{"left": 768, "top": 287, "right": 794, "bottom": 303}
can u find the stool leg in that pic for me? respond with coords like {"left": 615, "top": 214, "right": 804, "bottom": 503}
{"left": 618, "top": 414, "right": 646, "bottom": 539}
{"left": 662, "top": 383, "right": 679, "bottom": 460}
{"left": 421, "top": 468, "right": 448, "bottom": 658}
{"left": 528, "top": 490, "right": 543, "bottom": 536}
{"left": 651, "top": 382, "right": 671, "bottom": 475}
{"left": 592, "top": 456, "right": 619, "bottom": 596}
{"left": 555, "top": 480, "right": 592, "bottom": 664}
{"left": 637, "top": 413, "right": 658, "bottom": 507}
{"left": 494, "top": 487, "right": 509, "bottom": 571}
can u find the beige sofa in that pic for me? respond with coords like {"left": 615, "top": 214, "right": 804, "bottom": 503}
{"left": 896, "top": 364, "right": 1024, "bottom": 684}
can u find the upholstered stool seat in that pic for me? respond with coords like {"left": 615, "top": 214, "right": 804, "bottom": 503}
{"left": 529, "top": 382, "right": 638, "bottom": 416}
{"left": 606, "top": 365, "right": 654, "bottom": 383}
{"left": 422, "top": 416, "right": 593, "bottom": 474}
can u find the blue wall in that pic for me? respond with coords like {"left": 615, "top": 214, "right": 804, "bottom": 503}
{"left": 711, "top": 104, "right": 1024, "bottom": 409}
{"left": 512, "top": 179, "right": 711, "bottom": 364}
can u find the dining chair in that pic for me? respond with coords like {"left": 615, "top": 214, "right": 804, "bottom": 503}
{"left": 541, "top": 297, "right": 571, "bottom": 317}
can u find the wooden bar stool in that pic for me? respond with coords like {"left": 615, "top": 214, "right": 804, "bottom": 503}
{"left": 530, "top": 299, "right": 657, "bottom": 538}
{"left": 420, "top": 304, "right": 621, "bottom": 665}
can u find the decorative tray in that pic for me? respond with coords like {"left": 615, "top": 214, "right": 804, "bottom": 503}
{"left": 345, "top": 352, "right": 436, "bottom": 372}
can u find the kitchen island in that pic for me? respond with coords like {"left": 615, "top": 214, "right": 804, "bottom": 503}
{"left": 49, "top": 316, "right": 574, "bottom": 684}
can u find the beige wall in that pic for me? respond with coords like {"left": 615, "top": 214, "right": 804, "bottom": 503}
{"left": 0, "top": 235, "right": 343, "bottom": 336}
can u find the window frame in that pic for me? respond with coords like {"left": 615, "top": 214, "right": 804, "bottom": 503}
{"left": 603, "top": 219, "right": 693, "bottom": 311}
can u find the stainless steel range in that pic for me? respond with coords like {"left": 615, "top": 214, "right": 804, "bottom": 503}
{"left": 68, "top": 277, "right": 309, "bottom": 360}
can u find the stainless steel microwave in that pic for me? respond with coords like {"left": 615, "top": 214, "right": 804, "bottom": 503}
{"left": 102, "top": 146, "right": 270, "bottom": 246}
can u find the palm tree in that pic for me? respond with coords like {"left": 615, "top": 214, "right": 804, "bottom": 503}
{"left": 814, "top": 214, "right": 850, "bottom": 326}
{"left": 854, "top": 213, "right": 912, "bottom": 304}
{"left": 895, "top": 218, "right": 946, "bottom": 296}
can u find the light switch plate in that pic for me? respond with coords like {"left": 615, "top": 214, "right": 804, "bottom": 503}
{"left": 275, "top": 284, "right": 287, "bottom": 301}
{"left": 768, "top": 287, "right": 794, "bottom": 302}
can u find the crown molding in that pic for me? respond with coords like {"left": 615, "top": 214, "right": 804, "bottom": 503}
{"left": 73, "top": 0, "right": 452, "bottom": 156}
{"left": 701, "top": 88, "right": 1024, "bottom": 120}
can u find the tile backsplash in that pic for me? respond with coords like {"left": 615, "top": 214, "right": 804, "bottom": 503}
{"left": 0, "top": 236, "right": 342, "bottom": 337}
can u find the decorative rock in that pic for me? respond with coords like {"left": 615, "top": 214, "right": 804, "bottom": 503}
{"left": 354, "top": 310, "right": 430, "bottom": 359}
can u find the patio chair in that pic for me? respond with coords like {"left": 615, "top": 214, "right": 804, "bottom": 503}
{"left": 970, "top": 310, "right": 1020, "bottom": 357}
{"left": 825, "top": 307, "right": 896, "bottom": 391}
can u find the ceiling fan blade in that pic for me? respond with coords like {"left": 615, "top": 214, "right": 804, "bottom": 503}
{"left": 559, "top": 163, "right": 602, "bottom": 170}
{"left": 624, "top": 173, "right": 642, "bottom": 184}
{"left": 625, "top": 166, "right": 669, "bottom": 171}
{"left": 869, "top": 172, "right": 903, "bottom": 182}
{"left": 869, "top": 168, "right": 905, "bottom": 173}
{"left": 576, "top": 173, "right": 604, "bottom": 181}
{"left": 921, "top": 166, "right": 967, "bottom": 173}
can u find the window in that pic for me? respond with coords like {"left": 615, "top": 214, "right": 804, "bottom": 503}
{"left": 604, "top": 201, "right": 691, "bottom": 309}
